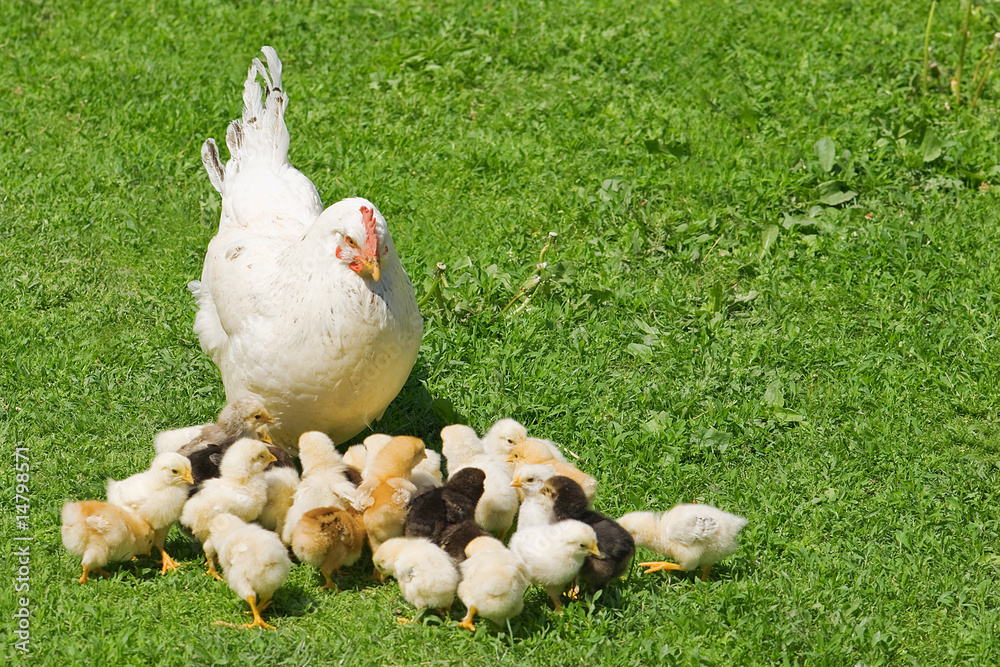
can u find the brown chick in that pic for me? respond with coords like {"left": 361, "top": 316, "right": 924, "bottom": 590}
{"left": 291, "top": 507, "right": 366, "bottom": 591}
{"left": 507, "top": 438, "right": 597, "bottom": 502}
{"left": 162, "top": 398, "right": 274, "bottom": 457}
{"left": 61, "top": 501, "right": 154, "bottom": 583}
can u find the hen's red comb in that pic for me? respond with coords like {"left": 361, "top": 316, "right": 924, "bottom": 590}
{"left": 360, "top": 206, "right": 379, "bottom": 258}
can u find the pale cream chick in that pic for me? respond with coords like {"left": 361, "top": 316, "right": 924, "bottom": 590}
{"left": 441, "top": 424, "right": 518, "bottom": 540}
{"left": 106, "top": 452, "right": 194, "bottom": 574}
{"left": 291, "top": 507, "right": 366, "bottom": 591}
{"left": 207, "top": 513, "right": 291, "bottom": 630}
{"left": 180, "top": 438, "right": 276, "bottom": 577}
{"left": 507, "top": 438, "right": 596, "bottom": 502}
{"left": 618, "top": 504, "right": 747, "bottom": 580}
{"left": 480, "top": 418, "right": 529, "bottom": 463}
{"left": 61, "top": 501, "right": 154, "bottom": 583}
{"left": 510, "top": 463, "right": 558, "bottom": 530}
{"left": 457, "top": 535, "right": 529, "bottom": 632}
{"left": 373, "top": 537, "right": 459, "bottom": 621}
{"left": 281, "top": 432, "right": 357, "bottom": 544}
{"left": 258, "top": 463, "right": 300, "bottom": 538}
{"left": 508, "top": 519, "right": 600, "bottom": 613}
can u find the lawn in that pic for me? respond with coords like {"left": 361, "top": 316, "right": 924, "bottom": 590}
{"left": 3, "top": 0, "right": 1000, "bottom": 664}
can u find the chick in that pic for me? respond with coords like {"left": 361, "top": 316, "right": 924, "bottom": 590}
{"left": 404, "top": 467, "right": 485, "bottom": 543}
{"left": 543, "top": 476, "right": 634, "bottom": 593}
{"left": 507, "top": 438, "right": 597, "bottom": 501}
{"left": 355, "top": 435, "right": 427, "bottom": 501}
{"left": 354, "top": 436, "right": 427, "bottom": 555}
{"left": 207, "top": 513, "right": 291, "bottom": 629}
{"left": 373, "top": 537, "right": 460, "bottom": 621}
{"left": 510, "top": 463, "right": 558, "bottom": 530}
{"left": 61, "top": 501, "right": 154, "bottom": 583}
{"left": 457, "top": 535, "right": 529, "bottom": 632}
{"left": 281, "top": 432, "right": 358, "bottom": 544}
{"left": 354, "top": 434, "right": 441, "bottom": 493}
{"left": 155, "top": 398, "right": 274, "bottom": 455}
{"left": 479, "top": 418, "right": 529, "bottom": 463}
{"left": 441, "top": 424, "right": 519, "bottom": 540}
{"left": 106, "top": 452, "right": 194, "bottom": 574}
{"left": 186, "top": 426, "right": 280, "bottom": 488}
{"left": 257, "top": 447, "right": 300, "bottom": 537}
{"left": 618, "top": 504, "right": 748, "bottom": 580}
{"left": 290, "top": 506, "right": 366, "bottom": 591}
{"left": 509, "top": 519, "right": 600, "bottom": 613}
{"left": 180, "top": 438, "right": 276, "bottom": 577}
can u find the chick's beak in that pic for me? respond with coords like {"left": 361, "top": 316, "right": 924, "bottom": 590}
{"left": 510, "top": 479, "right": 523, "bottom": 488}
{"left": 266, "top": 451, "right": 278, "bottom": 464}
{"left": 588, "top": 544, "right": 603, "bottom": 558}
{"left": 182, "top": 470, "right": 195, "bottom": 485}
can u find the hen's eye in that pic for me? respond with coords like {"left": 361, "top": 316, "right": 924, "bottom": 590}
{"left": 345, "top": 236, "right": 359, "bottom": 249}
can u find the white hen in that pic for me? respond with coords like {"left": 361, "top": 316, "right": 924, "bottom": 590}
{"left": 192, "top": 46, "right": 422, "bottom": 449}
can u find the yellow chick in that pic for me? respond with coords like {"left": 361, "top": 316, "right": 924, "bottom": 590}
{"left": 349, "top": 433, "right": 440, "bottom": 493}
{"left": 508, "top": 519, "right": 600, "bottom": 613}
{"left": 509, "top": 463, "right": 558, "bottom": 530}
{"left": 281, "top": 432, "right": 357, "bottom": 544}
{"left": 290, "top": 507, "right": 366, "bottom": 591}
{"left": 618, "top": 504, "right": 747, "bottom": 580}
{"left": 456, "top": 535, "right": 529, "bottom": 632}
{"left": 441, "top": 424, "right": 518, "bottom": 540}
{"left": 180, "top": 438, "right": 276, "bottom": 578}
{"left": 106, "top": 452, "right": 194, "bottom": 574}
{"left": 373, "top": 537, "right": 459, "bottom": 621}
{"left": 61, "top": 501, "right": 154, "bottom": 583}
{"left": 154, "top": 398, "right": 274, "bottom": 455}
{"left": 354, "top": 436, "right": 426, "bottom": 555}
{"left": 207, "top": 513, "right": 291, "bottom": 630}
{"left": 507, "top": 438, "right": 596, "bottom": 502}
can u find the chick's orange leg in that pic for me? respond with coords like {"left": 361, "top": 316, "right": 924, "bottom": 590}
{"left": 700, "top": 564, "right": 712, "bottom": 581}
{"left": 639, "top": 560, "right": 685, "bottom": 575}
{"left": 457, "top": 607, "right": 478, "bottom": 632}
{"left": 78, "top": 563, "right": 90, "bottom": 584}
{"left": 213, "top": 595, "right": 275, "bottom": 630}
{"left": 158, "top": 546, "right": 181, "bottom": 575}
{"left": 204, "top": 553, "right": 223, "bottom": 581}
{"left": 320, "top": 571, "right": 339, "bottom": 592}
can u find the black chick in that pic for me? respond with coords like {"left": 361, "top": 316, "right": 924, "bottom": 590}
{"left": 404, "top": 467, "right": 486, "bottom": 542}
{"left": 542, "top": 475, "right": 635, "bottom": 592}
{"left": 437, "top": 519, "right": 491, "bottom": 563}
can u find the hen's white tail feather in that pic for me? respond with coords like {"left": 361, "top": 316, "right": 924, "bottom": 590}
{"left": 202, "top": 46, "right": 291, "bottom": 195}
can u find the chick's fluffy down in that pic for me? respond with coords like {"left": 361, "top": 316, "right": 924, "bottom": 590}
{"left": 374, "top": 537, "right": 459, "bottom": 612}
{"left": 208, "top": 513, "right": 291, "bottom": 603}
{"left": 61, "top": 501, "right": 154, "bottom": 579}
{"left": 458, "top": 536, "right": 528, "bottom": 626}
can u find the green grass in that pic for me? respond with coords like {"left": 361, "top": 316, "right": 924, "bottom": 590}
{"left": 4, "top": 0, "right": 1000, "bottom": 664}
